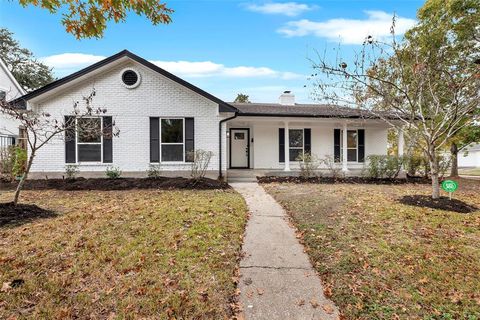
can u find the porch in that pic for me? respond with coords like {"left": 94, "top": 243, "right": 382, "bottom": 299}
{"left": 225, "top": 116, "right": 402, "bottom": 181}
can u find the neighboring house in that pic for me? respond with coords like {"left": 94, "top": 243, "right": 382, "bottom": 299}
{"left": 14, "top": 50, "right": 399, "bottom": 179}
{"left": 459, "top": 143, "right": 480, "bottom": 168}
{"left": 0, "top": 58, "right": 25, "bottom": 149}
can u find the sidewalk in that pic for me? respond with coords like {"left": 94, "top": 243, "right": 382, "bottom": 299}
{"left": 231, "top": 182, "right": 339, "bottom": 320}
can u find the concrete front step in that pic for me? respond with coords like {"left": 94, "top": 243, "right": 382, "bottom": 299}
{"left": 228, "top": 177, "right": 258, "bottom": 183}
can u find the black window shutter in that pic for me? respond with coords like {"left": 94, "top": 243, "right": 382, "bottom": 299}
{"left": 102, "top": 116, "right": 113, "bottom": 163}
{"left": 279, "top": 128, "right": 285, "bottom": 163}
{"left": 334, "top": 129, "right": 341, "bottom": 163}
{"left": 185, "top": 118, "right": 195, "bottom": 162}
{"left": 304, "top": 129, "right": 311, "bottom": 154}
{"left": 358, "top": 129, "right": 365, "bottom": 163}
{"left": 150, "top": 117, "right": 160, "bottom": 162}
{"left": 65, "top": 116, "right": 76, "bottom": 163}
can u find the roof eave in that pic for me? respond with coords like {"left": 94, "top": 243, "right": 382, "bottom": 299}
{"left": 12, "top": 49, "right": 238, "bottom": 113}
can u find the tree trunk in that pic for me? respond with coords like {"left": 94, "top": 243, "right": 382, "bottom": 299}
{"left": 13, "top": 151, "right": 35, "bottom": 206}
{"left": 428, "top": 145, "right": 440, "bottom": 199}
{"left": 450, "top": 142, "right": 458, "bottom": 177}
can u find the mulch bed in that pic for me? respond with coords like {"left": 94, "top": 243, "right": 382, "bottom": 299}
{"left": 0, "top": 177, "right": 230, "bottom": 191}
{"left": 398, "top": 195, "right": 478, "bottom": 213}
{"left": 258, "top": 176, "right": 431, "bottom": 185}
{"left": 0, "top": 202, "right": 57, "bottom": 227}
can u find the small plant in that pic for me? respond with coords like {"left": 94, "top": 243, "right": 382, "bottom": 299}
{"left": 365, "top": 155, "right": 403, "bottom": 179}
{"left": 105, "top": 166, "right": 122, "bottom": 179}
{"left": 322, "top": 155, "right": 343, "bottom": 179}
{"left": 147, "top": 164, "right": 162, "bottom": 178}
{"left": 12, "top": 147, "right": 27, "bottom": 179}
{"left": 404, "top": 154, "right": 423, "bottom": 177}
{"left": 65, "top": 164, "right": 79, "bottom": 180}
{"left": 190, "top": 149, "right": 214, "bottom": 180}
{"left": 297, "top": 152, "right": 319, "bottom": 178}
{"left": 0, "top": 146, "right": 16, "bottom": 181}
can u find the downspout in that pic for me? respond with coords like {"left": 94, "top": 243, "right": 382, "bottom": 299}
{"left": 218, "top": 112, "right": 238, "bottom": 180}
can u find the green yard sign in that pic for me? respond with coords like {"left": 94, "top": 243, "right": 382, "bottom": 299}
{"left": 441, "top": 180, "right": 458, "bottom": 199}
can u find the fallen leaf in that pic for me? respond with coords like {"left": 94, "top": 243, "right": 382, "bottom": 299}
{"left": 256, "top": 288, "right": 264, "bottom": 295}
{"left": 322, "top": 304, "right": 334, "bottom": 314}
{"left": 297, "top": 299, "right": 305, "bottom": 306}
{"left": 1, "top": 282, "right": 12, "bottom": 292}
{"left": 310, "top": 298, "right": 320, "bottom": 308}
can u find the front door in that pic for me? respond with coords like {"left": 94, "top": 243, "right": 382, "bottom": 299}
{"left": 230, "top": 129, "right": 249, "bottom": 168}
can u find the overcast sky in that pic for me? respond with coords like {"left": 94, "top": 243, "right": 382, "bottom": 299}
{"left": 0, "top": 0, "right": 422, "bottom": 103}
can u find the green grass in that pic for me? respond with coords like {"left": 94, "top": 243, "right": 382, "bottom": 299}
{"left": 263, "top": 179, "right": 480, "bottom": 320}
{"left": 459, "top": 168, "right": 480, "bottom": 176}
{"left": 0, "top": 189, "right": 248, "bottom": 319}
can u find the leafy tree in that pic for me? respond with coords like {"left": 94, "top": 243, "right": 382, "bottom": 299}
{"left": 0, "top": 28, "right": 55, "bottom": 91}
{"left": 0, "top": 89, "right": 119, "bottom": 205}
{"left": 311, "top": 3, "right": 479, "bottom": 199}
{"left": 411, "top": 0, "right": 480, "bottom": 176}
{"left": 234, "top": 93, "right": 250, "bottom": 103}
{"left": 17, "top": 0, "right": 173, "bottom": 39}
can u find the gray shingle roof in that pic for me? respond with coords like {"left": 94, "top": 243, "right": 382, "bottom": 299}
{"left": 231, "top": 102, "right": 396, "bottom": 119}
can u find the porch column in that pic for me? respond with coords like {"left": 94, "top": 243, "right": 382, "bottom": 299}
{"left": 284, "top": 121, "right": 290, "bottom": 171}
{"left": 342, "top": 122, "right": 348, "bottom": 172}
{"left": 397, "top": 128, "right": 404, "bottom": 157}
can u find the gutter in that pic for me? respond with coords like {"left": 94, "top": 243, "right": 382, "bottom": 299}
{"left": 218, "top": 112, "right": 238, "bottom": 180}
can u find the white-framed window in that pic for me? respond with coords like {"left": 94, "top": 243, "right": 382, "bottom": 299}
{"left": 161, "top": 118, "right": 184, "bottom": 162}
{"left": 340, "top": 129, "right": 358, "bottom": 162}
{"left": 289, "top": 129, "right": 304, "bottom": 161}
{"left": 76, "top": 117, "right": 103, "bottom": 162}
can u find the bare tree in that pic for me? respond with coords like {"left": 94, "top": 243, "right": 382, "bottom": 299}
{"left": 310, "top": 16, "right": 479, "bottom": 199}
{"left": 0, "top": 89, "right": 118, "bottom": 205}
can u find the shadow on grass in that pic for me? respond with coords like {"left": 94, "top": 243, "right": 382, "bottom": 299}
{"left": 0, "top": 202, "right": 58, "bottom": 228}
{"left": 398, "top": 195, "right": 478, "bottom": 213}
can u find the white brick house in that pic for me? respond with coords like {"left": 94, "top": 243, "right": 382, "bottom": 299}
{"left": 13, "top": 50, "right": 399, "bottom": 180}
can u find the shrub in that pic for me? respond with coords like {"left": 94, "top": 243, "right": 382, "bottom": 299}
{"left": 12, "top": 147, "right": 27, "bottom": 179}
{"left": 365, "top": 155, "right": 403, "bottom": 179}
{"left": 404, "top": 154, "right": 423, "bottom": 176}
{"left": 0, "top": 146, "right": 16, "bottom": 181}
{"left": 406, "top": 154, "right": 450, "bottom": 178}
{"left": 147, "top": 164, "right": 162, "bottom": 178}
{"left": 65, "top": 164, "right": 79, "bottom": 180}
{"left": 105, "top": 166, "right": 122, "bottom": 179}
{"left": 322, "top": 155, "right": 343, "bottom": 179}
{"left": 190, "top": 150, "right": 213, "bottom": 180}
{"left": 297, "top": 152, "right": 319, "bottom": 178}
{"left": 365, "top": 155, "right": 385, "bottom": 178}
{"left": 384, "top": 155, "right": 404, "bottom": 179}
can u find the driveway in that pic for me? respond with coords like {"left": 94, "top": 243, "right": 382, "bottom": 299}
{"left": 231, "top": 182, "right": 339, "bottom": 320}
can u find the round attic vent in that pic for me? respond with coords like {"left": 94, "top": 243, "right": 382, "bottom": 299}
{"left": 121, "top": 69, "right": 140, "bottom": 88}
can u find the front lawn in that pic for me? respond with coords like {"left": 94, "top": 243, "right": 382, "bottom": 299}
{"left": 263, "top": 179, "right": 480, "bottom": 320}
{"left": 0, "top": 189, "right": 247, "bottom": 319}
{"left": 459, "top": 168, "right": 480, "bottom": 176}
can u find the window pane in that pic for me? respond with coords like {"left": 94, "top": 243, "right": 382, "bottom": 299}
{"left": 347, "top": 130, "right": 357, "bottom": 148}
{"left": 347, "top": 149, "right": 357, "bottom": 162}
{"left": 78, "top": 144, "right": 101, "bottom": 162}
{"left": 78, "top": 118, "right": 101, "bottom": 143}
{"left": 289, "top": 148, "right": 303, "bottom": 161}
{"left": 234, "top": 132, "right": 245, "bottom": 140}
{"left": 162, "top": 144, "right": 183, "bottom": 162}
{"left": 289, "top": 129, "right": 303, "bottom": 148}
{"left": 161, "top": 119, "right": 183, "bottom": 143}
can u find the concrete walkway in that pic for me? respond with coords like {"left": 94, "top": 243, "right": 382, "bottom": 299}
{"left": 231, "top": 182, "right": 339, "bottom": 320}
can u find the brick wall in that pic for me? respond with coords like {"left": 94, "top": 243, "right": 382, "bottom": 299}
{"left": 29, "top": 60, "right": 231, "bottom": 177}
